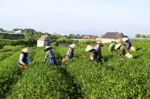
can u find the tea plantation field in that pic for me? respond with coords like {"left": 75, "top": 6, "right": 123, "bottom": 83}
{"left": 0, "top": 41, "right": 150, "bottom": 99}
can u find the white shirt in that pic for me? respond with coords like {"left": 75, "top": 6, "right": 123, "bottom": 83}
{"left": 19, "top": 53, "right": 30, "bottom": 65}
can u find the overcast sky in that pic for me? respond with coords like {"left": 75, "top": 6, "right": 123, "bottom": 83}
{"left": 0, "top": 0, "right": 150, "bottom": 37}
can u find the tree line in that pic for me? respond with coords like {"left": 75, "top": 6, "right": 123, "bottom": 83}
{"left": 135, "top": 34, "right": 150, "bottom": 38}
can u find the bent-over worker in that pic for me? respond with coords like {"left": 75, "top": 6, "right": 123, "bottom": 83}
{"left": 44, "top": 46, "right": 57, "bottom": 64}
{"left": 18, "top": 47, "right": 30, "bottom": 68}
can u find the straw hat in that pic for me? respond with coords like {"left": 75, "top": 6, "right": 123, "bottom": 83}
{"left": 122, "top": 37, "right": 129, "bottom": 42}
{"left": 130, "top": 46, "right": 137, "bottom": 52}
{"left": 125, "top": 53, "right": 133, "bottom": 59}
{"left": 70, "top": 44, "right": 76, "bottom": 48}
{"left": 114, "top": 44, "right": 121, "bottom": 50}
{"left": 22, "top": 48, "right": 29, "bottom": 53}
{"left": 85, "top": 45, "right": 94, "bottom": 52}
{"left": 45, "top": 46, "right": 52, "bottom": 50}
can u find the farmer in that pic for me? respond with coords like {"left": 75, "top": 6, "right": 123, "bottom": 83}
{"left": 44, "top": 46, "right": 57, "bottom": 64}
{"left": 108, "top": 41, "right": 116, "bottom": 52}
{"left": 61, "top": 43, "right": 76, "bottom": 65}
{"left": 94, "top": 39, "right": 103, "bottom": 62}
{"left": 115, "top": 43, "right": 133, "bottom": 59}
{"left": 122, "top": 37, "right": 132, "bottom": 49}
{"left": 86, "top": 45, "right": 103, "bottom": 62}
{"left": 18, "top": 47, "right": 30, "bottom": 68}
{"left": 66, "top": 43, "right": 76, "bottom": 59}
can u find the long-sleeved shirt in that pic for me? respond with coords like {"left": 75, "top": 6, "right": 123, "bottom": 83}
{"left": 19, "top": 53, "right": 30, "bottom": 65}
{"left": 94, "top": 44, "right": 103, "bottom": 62}
{"left": 45, "top": 50, "right": 55, "bottom": 59}
{"left": 124, "top": 41, "right": 132, "bottom": 49}
{"left": 66, "top": 48, "right": 74, "bottom": 59}
{"left": 94, "top": 44, "right": 101, "bottom": 53}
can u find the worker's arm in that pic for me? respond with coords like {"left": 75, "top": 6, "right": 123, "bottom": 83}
{"left": 19, "top": 54, "right": 26, "bottom": 65}
{"left": 66, "top": 48, "right": 72, "bottom": 58}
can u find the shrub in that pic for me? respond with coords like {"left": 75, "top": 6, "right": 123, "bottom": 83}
{"left": 51, "top": 42, "right": 59, "bottom": 46}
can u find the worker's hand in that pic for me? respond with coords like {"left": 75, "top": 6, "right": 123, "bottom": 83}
{"left": 22, "top": 64, "right": 28, "bottom": 68}
{"left": 85, "top": 56, "right": 91, "bottom": 61}
{"left": 101, "top": 59, "right": 104, "bottom": 62}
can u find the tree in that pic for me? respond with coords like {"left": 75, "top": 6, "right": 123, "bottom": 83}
{"left": 56, "top": 36, "right": 70, "bottom": 43}
{"left": 24, "top": 29, "right": 35, "bottom": 41}
{"left": 69, "top": 34, "right": 76, "bottom": 38}
{"left": 135, "top": 34, "right": 140, "bottom": 38}
{"left": 140, "top": 35, "right": 146, "bottom": 38}
{"left": 0, "top": 28, "right": 6, "bottom": 32}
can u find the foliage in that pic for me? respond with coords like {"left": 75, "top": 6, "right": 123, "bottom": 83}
{"left": 135, "top": 34, "right": 150, "bottom": 38}
{"left": 24, "top": 29, "right": 41, "bottom": 41}
{"left": 56, "top": 36, "right": 70, "bottom": 43}
{"left": 0, "top": 41, "right": 150, "bottom": 98}
{"left": 0, "top": 39, "right": 37, "bottom": 49}
{"left": 51, "top": 42, "right": 59, "bottom": 46}
{"left": 0, "top": 33, "right": 24, "bottom": 39}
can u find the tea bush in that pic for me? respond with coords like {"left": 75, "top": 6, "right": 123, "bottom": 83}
{"left": 0, "top": 41, "right": 150, "bottom": 98}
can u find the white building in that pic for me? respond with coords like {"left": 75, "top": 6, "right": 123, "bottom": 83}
{"left": 37, "top": 35, "right": 51, "bottom": 47}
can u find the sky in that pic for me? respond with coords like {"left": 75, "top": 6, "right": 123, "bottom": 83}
{"left": 0, "top": 0, "right": 150, "bottom": 37}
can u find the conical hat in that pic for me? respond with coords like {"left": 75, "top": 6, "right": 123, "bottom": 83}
{"left": 114, "top": 44, "right": 121, "bottom": 50}
{"left": 22, "top": 47, "right": 29, "bottom": 53}
{"left": 85, "top": 45, "right": 94, "bottom": 52}
{"left": 45, "top": 46, "right": 52, "bottom": 50}
{"left": 130, "top": 46, "right": 137, "bottom": 52}
{"left": 70, "top": 44, "right": 76, "bottom": 48}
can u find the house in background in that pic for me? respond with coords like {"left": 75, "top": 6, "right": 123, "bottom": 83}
{"left": 12, "top": 30, "right": 23, "bottom": 34}
{"left": 80, "top": 34, "right": 98, "bottom": 39}
{"left": 37, "top": 35, "right": 51, "bottom": 47}
{"left": 97, "top": 32, "right": 125, "bottom": 43}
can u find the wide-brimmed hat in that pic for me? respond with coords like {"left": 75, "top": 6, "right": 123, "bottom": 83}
{"left": 85, "top": 45, "right": 94, "bottom": 52}
{"left": 70, "top": 44, "right": 76, "bottom": 48}
{"left": 45, "top": 46, "right": 52, "bottom": 50}
{"left": 114, "top": 44, "right": 121, "bottom": 50}
{"left": 22, "top": 47, "right": 29, "bottom": 53}
{"left": 130, "top": 46, "right": 137, "bottom": 52}
{"left": 122, "top": 37, "right": 129, "bottom": 42}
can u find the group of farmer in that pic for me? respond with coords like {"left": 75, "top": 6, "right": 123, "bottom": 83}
{"left": 18, "top": 37, "right": 137, "bottom": 69}
{"left": 18, "top": 43, "right": 77, "bottom": 68}
{"left": 108, "top": 37, "right": 136, "bottom": 58}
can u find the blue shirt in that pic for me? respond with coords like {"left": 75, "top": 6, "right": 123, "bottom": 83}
{"left": 45, "top": 50, "right": 55, "bottom": 58}
{"left": 66, "top": 48, "right": 74, "bottom": 59}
